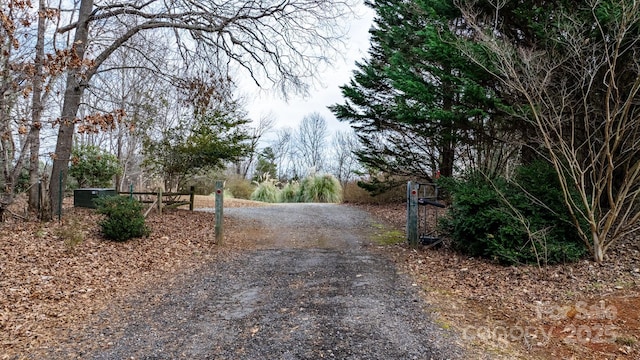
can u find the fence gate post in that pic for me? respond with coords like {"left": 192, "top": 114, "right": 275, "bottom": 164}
{"left": 215, "top": 180, "right": 224, "bottom": 243}
{"left": 407, "top": 181, "right": 419, "bottom": 246}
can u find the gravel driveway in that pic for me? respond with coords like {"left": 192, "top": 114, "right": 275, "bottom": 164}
{"left": 49, "top": 203, "right": 469, "bottom": 359}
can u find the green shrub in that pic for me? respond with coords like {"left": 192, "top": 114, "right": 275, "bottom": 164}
{"left": 439, "top": 161, "right": 587, "bottom": 265}
{"left": 298, "top": 174, "right": 343, "bottom": 203}
{"left": 279, "top": 181, "right": 300, "bottom": 203}
{"left": 94, "top": 196, "right": 149, "bottom": 241}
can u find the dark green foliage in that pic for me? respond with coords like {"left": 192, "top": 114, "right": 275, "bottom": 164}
{"left": 68, "top": 145, "right": 121, "bottom": 188}
{"left": 439, "top": 161, "right": 587, "bottom": 265}
{"left": 330, "top": 0, "right": 508, "bottom": 184}
{"left": 94, "top": 196, "right": 149, "bottom": 242}
{"left": 143, "top": 108, "right": 251, "bottom": 191}
{"left": 253, "top": 147, "right": 277, "bottom": 182}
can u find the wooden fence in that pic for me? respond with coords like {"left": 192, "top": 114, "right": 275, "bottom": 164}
{"left": 118, "top": 186, "right": 195, "bottom": 217}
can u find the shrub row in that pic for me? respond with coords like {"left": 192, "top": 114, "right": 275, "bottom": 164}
{"left": 250, "top": 174, "right": 343, "bottom": 203}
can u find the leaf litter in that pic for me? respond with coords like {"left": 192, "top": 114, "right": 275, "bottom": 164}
{"left": 359, "top": 202, "right": 640, "bottom": 359}
{"left": 0, "top": 198, "right": 638, "bottom": 359}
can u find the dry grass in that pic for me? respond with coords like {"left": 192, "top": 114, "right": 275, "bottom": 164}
{"left": 177, "top": 195, "right": 267, "bottom": 209}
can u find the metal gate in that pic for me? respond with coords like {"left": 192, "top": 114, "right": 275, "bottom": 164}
{"left": 407, "top": 181, "right": 445, "bottom": 246}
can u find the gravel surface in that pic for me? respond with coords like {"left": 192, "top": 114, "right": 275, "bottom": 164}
{"left": 47, "top": 203, "right": 470, "bottom": 359}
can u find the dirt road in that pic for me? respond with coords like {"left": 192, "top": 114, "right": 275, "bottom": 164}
{"left": 49, "top": 204, "right": 470, "bottom": 359}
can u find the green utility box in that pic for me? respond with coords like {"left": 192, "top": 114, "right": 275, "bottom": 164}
{"left": 73, "top": 188, "right": 116, "bottom": 208}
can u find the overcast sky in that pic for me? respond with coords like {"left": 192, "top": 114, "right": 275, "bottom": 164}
{"left": 240, "top": 4, "right": 375, "bottom": 141}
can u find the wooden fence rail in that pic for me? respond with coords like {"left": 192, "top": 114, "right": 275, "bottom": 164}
{"left": 118, "top": 186, "right": 196, "bottom": 217}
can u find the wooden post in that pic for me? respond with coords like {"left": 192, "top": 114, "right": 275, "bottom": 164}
{"left": 407, "top": 182, "right": 419, "bottom": 246}
{"left": 215, "top": 180, "right": 224, "bottom": 243}
{"left": 189, "top": 186, "right": 195, "bottom": 211}
{"left": 157, "top": 189, "right": 163, "bottom": 215}
{"left": 406, "top": 181, "right": 411, "bottom": 239}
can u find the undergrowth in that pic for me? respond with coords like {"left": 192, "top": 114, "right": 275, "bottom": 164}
{"left": 56, "top": 218, "right": 85, "bottom": 250}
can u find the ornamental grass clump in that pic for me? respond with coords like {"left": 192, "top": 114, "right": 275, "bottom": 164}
{"left": 279, "top": 181, "right": 300, "bottom": 203}
{"left": 298, "top": 174, "right": 342, "bottom": 203}
{"left": 250, "top": 174, "right": 279, "bottom": 203}
{"left": 94, "top": 195, "right": 150, "bottom": 242}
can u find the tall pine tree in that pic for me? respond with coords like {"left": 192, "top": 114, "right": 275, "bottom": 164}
{"left": 331, "top": 0, "right": 506, "bottom": 189}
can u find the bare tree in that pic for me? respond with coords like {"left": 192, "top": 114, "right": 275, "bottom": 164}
{"left": 0, "top": 1, "right": 25, "bottom": 219}
{"left": 27, "top": 0, "right": 47, "bottom": 215}
{"left": 0, "top": 1, "right": 55, "bottom": 219}
{"left": 330, "top": 130, "right": 360, "bottom": 185}
{"left": 295, "top": 112, "right": 328, "bottom": 173}
{"left": 79, "top": 39, "right": 189, "bottom": 191}
{"left": 458, "top": 0, "right": 640, "bottom": 262}
{"left": 236, "top": 114, "right": 275, "bottom": 179}
{"left": 271, "top": 127, "right": 295, "bottom": 180}
{"left": 48, "top": 0, "right": 355, "bottom": 217}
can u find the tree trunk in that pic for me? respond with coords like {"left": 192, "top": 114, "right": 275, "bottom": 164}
{"left": 440, "top": 65, "right": 455, "bottom": 178}
{"left": 48, "top": 0, "right": 94, "bottom": 219}
{"left": 593, "top": 234, "right": 604, "bottom": 263}
{"left": 28, "top": 0, "right": 46, "bottom": 215}
{"left": 440, "top": 142, "right": 455, "bottom": 178}
{"left": 115, "top": 130, "right": 122, "bottom": 191}
{"left": 0, "top": 10, "right": 13, "bottom": 220}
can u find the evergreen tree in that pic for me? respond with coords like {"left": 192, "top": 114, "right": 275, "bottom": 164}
{"left": 143, "top": 108, "right": 251, "bottom": 191}
{"left": 253, "top": 147, "right": 278, "bottom": 181}
{"left": 331, "top": 0, "right": 506, "bottom": 189}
